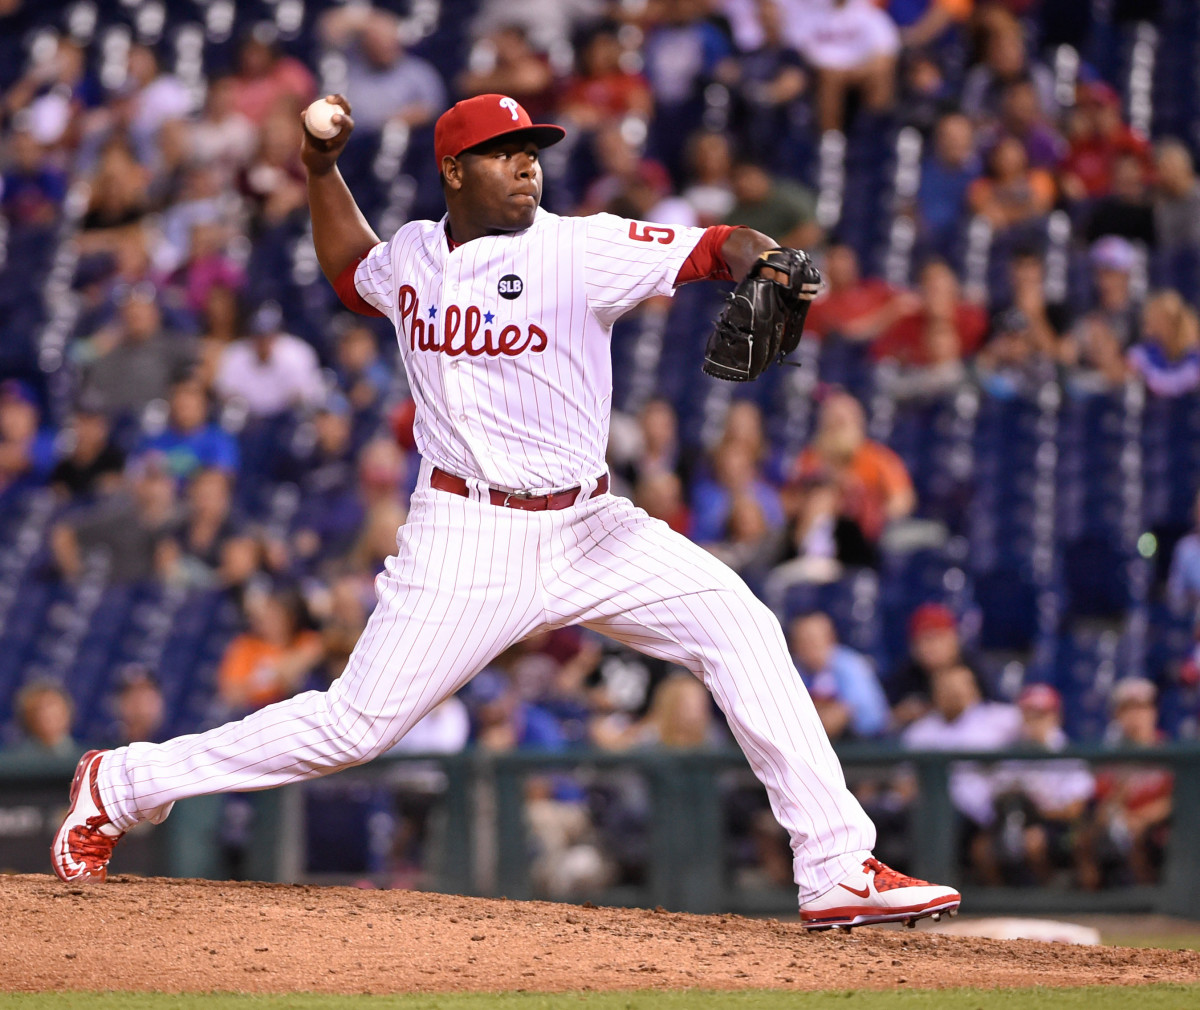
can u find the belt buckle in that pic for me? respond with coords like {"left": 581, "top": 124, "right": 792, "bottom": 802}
{"left": 501, "top": 489, "right": 537, "bottom": 508}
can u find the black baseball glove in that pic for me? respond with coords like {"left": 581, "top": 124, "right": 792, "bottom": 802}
{"left": 701, "top": 248, "right": 821, "bottom": 382}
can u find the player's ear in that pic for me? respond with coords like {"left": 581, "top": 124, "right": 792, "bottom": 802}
{"left": 441, "top": 155, "right": 464, "bottom": 192}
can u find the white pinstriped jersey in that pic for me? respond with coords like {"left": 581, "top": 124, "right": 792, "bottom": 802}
{"left": 354, "top": 208, "right": 707, "bottom": 491}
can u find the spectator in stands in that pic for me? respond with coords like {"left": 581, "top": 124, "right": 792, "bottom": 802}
{"left": 1167, "top": 491, "right": 1200, "bottom": 616}
{"left": 136, "top": 377, "right": 238, "bottom": 484}
{"left": 802, "top": 0, "right": 900, "bottom": 133}
{"left": 3, "top": 37, "right": 99, "bottom": 144}
{"left": 559, "top": 21, "right": 653, "bottom": 132}
{"left": 1085, "top": 152, "right": 1155, "bottom": 246}
{"left": 345, "top": 438, "right": 409, "bottom": 579}
{"left": 106, "top": 667, "right": 167, "bottom": 746}
{"left": 960, "top": 14, "right": 1055, "bottom": 123}
{"left": 118, "top": 43, "right": 192, "bottom": 156}
{"left": 634, "top": 672, "right": 720, "bottom": 749}
{"left": 318, "top": 5, "right": 447, "bottom": 134}
{"left": 804, "top": 244, "right": 919, "bottom": 343}
{"left": 614, "top": 397, "right": 692, "bottom": 491}
{"left": 238, "top": 108, "right": 307, "bottom": 229}
{"left": 691, "top": 440, "right": 784, "bottom": 546}
{"left": 879, "top": 318, "right": 970, "bottom": 402}
{"left": 467, "top": 666, "right": 569, "bottom": 751}
{"left": 991, "top": 78, "right": 1064, "bottom": 171}
{"left": 49, "top": 397, "right": 125, "bottom": 501}
{"left": 788, "top": 611, "right": 889, "bottom": 740}
{"left": 195, "top": 283, "right": 242, "bottom": 391}
{"left": 1060, "top": 81, "right": 1151, "bottom": 203}
{"left": 726, "top": 160, "right": 820, "bottom": 259}
{"left": 292, "top": 394, "right": 363, "bottom": 564}
{"left": 333, "top": 320, "right": 391, "bottom": 426}
{"left": 1152, "top": 139, "right": 1200, "bottom": 269}
{"left": 217, "top": 587, "right": 324, "bottom": 714}
{"left": 966, "top": 135, "right": 1055, "bottom": 231}
{"left": 917, "top": 113, "right": 981, "bottom": 258}
{"left": 459, "top": 25, "right": 556, "bottom": 120}
{"left": 896, "top": 50, "right": 951, "bottom": 137}
{"left": 9, "top": 681, "right": 80, "bottom": 759}
{"left": 161, "top": 468, "right": 248, "bottom": 589}
{"left": 1061, "top": 314, "right": 1130, "bottom": 397}
{"left": 886, "top": 602, "right": 976, "bottom": 724}
{"left": 312, "top": 574, "right": 372, "bottom": 686}
{"left": 163, "top": 218, "right": 246, "bottom": 319}
{"left": 873, "top": 258, "right": 988, "bottom": 364}
{"left": 189, "top": 77, "right": 257, "bottom": 183}
{"left": 1086, "top": 236, "right": 1140, "bottom": 349}
{"left": 0, "top": 379, "right": 52, "bottom": 497}
{"left": 682, "top": 131, "right": 736, "bottom": 227}
{"left": 976, "top": 684, "right": 1095, "bottom": 886}
{"left": 973, "top": 307, "right": 1057, "bottom": 399}
{"left": 769, "top": 468, "right": 875, "bottom": 588}
{"left": 902, "top": 664, "right": 1022, "bottom": 830}
{"left": 1127, "top": 289, "right": 1200, "bottom": 398}
{"left": 1, "top": 124, "right": 67, "bottom": 229}
{"left": 229, "top": 29, "right": 316, "bottom": 126}
{"left": 78, "top": 135, "right": 150, "bottom": 235}
{"left": 593, "top": 670, "right": 720, "bottom": 750}
{"left": 1005, "top": 249, "right": 1067, "bottom": 350}
{"left": 720, "top": 399, "right": 770, "bottom": 467}
{"left": 578, "top": 125, "right": 683, "bottom": 223}
{"left": 51, "top": 452, "right": 179, "bottom": 584}
{"left": 1079, "top": 678, "right": 1172, "bottom": 887}
{"left": 634, "top": 469, "right": 691, "bottom": 537}
{"left": 727, "top": 0, "right": 807, "bottom": 166}
{"left": 79, "top": 284, "right": 195, "bottom": 419}
{"left": 641, "top": 0, "right": 735, "bottom": 164}
{"left": 792, "top": 391, "right": 915, "bottom": 544}
{"left": 703, "top": 490, "right": 780, "bottom": 587}
{"left": 214, "top": 301, "right": 325, "bottom": 417}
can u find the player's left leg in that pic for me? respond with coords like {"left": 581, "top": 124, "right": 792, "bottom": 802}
{"left": 542, "top": 493, "right": 959, "bottom": 927}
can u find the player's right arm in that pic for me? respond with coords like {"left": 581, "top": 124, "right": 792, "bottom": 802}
{"left": 300, "top": 95, "right": 380, "bottom": 285}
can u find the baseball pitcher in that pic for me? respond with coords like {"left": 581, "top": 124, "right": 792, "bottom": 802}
{"left": 53, "top": 94, "right": 959, "bottom": 929}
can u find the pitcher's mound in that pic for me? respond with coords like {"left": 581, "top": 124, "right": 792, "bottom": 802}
{"left": 2, "top": 875, "right": 1198, "bottom": 994}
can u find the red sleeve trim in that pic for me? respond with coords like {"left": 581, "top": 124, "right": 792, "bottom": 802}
{"left": 674, "top": 225, "right": 741, "bottom": 286}
{"left": 333, "top": 251, "right": 385, "bottom": 317}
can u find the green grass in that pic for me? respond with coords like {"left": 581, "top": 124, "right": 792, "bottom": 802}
{"left": 1103, "top": 935, "right": 1200, "bottom": 951}
{"left": 1, "top": 988, "right": 1199, "bottom": 1010}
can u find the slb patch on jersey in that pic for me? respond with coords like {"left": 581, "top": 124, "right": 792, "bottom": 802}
{"left": 498, "top": 274, "right": 524, "bottom": 299}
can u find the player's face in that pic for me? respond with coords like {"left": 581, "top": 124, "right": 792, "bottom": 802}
{"left": 452, "top": 138, "right": 543, "bottom": 232}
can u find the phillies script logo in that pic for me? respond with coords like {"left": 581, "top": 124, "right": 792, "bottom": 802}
{"left": 398, "top": 285, "right": 547, "bottom": 357}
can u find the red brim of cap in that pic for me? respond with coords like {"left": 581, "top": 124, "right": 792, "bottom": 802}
{"left": 454, "top": 123, "right": 566, "bottom": 159}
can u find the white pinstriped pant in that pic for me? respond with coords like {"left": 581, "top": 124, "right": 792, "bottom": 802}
{"left": 97, "top": 465, "right": 875, "bottom": 902}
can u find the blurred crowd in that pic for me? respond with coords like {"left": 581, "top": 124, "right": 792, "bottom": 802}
{"left": 1, "top": 0, "right": 1198, "bottom": 893}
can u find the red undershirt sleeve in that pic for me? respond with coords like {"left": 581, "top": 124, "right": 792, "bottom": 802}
{"left": 333, "top": 252, "right": 385, "bottom": 317}
{"left": 674, "top": 224, "right": 742, "bottom": 285}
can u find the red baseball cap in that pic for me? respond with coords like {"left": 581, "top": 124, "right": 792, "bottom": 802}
{"left": 908, "top": 602, "right": 957, "bottom": 638}
{"left": 1017, "top": 683, "right": 1061, "bottom": 713}
{"left": 434, "top": 94, "right": 566, "bottom": 169}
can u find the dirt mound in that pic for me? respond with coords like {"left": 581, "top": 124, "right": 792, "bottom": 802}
{"left": 2, "top": 875, "right": 1198, "bottom": 994}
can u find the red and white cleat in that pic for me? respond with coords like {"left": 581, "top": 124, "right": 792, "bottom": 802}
{"left": 51, "top": 750, "right": 124, "bottom": 883}
{"left": 799, "top": 857, "right": 961, "bottom": 930}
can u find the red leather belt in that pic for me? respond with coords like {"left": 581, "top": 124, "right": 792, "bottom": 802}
{"left": 430, "top": 467, "right": 609, "bottom": 511}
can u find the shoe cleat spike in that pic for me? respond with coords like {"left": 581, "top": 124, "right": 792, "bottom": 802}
{"left": 930, "top": 913, "right": 941, "bottom": 922}
{"left": 903, "top": 918, "right": 916, "bottom": 929}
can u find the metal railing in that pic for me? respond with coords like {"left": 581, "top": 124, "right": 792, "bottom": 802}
{"left": 3, "top": 744, "right": 1198, "bottom": 919}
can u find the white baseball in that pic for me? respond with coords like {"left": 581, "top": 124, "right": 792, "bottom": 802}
{"left": 304, "top": 98, "right": 343, "bottom": 140}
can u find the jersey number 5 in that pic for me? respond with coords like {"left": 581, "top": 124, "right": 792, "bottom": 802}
{"left": 628, "top": 222, "right": 675, "bottom": 245}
